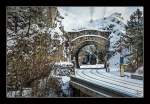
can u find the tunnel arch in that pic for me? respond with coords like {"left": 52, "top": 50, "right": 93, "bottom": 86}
{"left": 72, "top": 41, "right": 107, "bottom": 68}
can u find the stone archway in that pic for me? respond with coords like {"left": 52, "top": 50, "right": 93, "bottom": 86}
{"left": 63, "top": 30, "right": 110, "bottom": 69}
{"left": 72, "top": 41, "right": 107, "bottom": 68}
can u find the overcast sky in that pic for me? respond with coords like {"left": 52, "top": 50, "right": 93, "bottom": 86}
{"left": 58, "top": 7, "right": 143, "bottom": 31}
{"left": 59, "top": 7, "right": 143, "bottom": 22}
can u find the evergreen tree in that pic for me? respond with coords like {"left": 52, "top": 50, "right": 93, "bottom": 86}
{"left": 125, "top": 9, "right": 144, "bottom": 69}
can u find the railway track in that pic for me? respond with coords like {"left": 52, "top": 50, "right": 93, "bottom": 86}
{"left": 96, "top": 69, "right": 143, "bottom": 85}
{"left": 81, "top": 70, "right": 143, "bottom": 95}
{"left": 70, "top": 69, "right": 143, "bottom": 97}
{"left": 80, "top": 71, "right": 141, "bottom": 96}
{"left": 90, "top": 69, "right": 143, "bottom": 88}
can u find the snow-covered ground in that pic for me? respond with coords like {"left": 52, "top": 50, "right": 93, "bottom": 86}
{"left": 79, "top": 63, "right": 142, "bottom": 79}
{"left": 74, "top": 69, "right": 143, "bottom": 97}
{"left": 80, "top": 64, "right": 104, "bottom": 68}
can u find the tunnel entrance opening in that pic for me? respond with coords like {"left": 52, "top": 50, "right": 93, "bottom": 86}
{"left": 78, "top": 44, "right": 104, "bottom": 66}
{"left": 73, "top": 41, "right": 106, "bottom": 68}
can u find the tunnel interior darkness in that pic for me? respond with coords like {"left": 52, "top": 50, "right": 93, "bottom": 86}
{"left": 73, "top": 41, "right": 106, "bottom": 68}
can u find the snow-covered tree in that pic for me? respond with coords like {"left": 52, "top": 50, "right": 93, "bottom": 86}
{"left": 125, "top": 9, "right": 144, "bottom": 70}
{"left": 111, "top": 9, "right": 144, "bottom": 72}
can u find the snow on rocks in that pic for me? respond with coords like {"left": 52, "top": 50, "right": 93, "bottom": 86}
{"left": 55, "top": 61, "right": 73, "bottom": 67}
{"left": 7, "top": 88, "right": 32, "bottom": 97}
{"left": 50, "top": 61, "right": 72, "bottom": 96}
